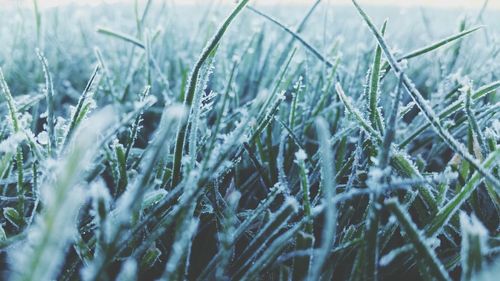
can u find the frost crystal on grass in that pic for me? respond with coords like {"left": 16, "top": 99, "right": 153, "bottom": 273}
{"left": 10, "top": 108, "right": 116, "bottom": 281}
{"left": 35, "top": 131, "right": 49, "bottom": 146}
{"left": 295, "top": 149, "right": 307, "bottom": 162}
{"left": 116, "top": 259, "right": 138, "bottom": 281}
{"left": 0, "top": 1, "right": 498, "bottom": 280}
{"left": 460, "top": 212, "right": 488, "bottom": 281}
{"left": 0, "top": 132, "right": 25, "bottom": 154}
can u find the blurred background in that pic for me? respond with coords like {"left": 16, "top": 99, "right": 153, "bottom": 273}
{"left": 0, "top": 0, "right": 498, "bottom": 9}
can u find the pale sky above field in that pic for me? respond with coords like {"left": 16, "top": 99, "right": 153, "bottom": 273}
{"left": 0, "top": 0, "right": 498, "bottom": 9}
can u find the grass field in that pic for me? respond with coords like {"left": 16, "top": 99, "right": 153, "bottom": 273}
{"left": 0, "top": 0, "right": 499, "bottom": 280}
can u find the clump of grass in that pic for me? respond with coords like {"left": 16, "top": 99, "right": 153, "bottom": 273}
{"left": 10, "top": 108, "right": 117, "bottom": 281}
{"left": 0, "top": 0, "right": 499, "bottom": 280}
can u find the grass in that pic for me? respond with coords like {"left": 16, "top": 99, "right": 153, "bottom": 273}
{"left": 0, "top": 0, "right": 499, "bottom": 280}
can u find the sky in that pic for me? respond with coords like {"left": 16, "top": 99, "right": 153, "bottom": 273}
{"left": 0, "top": 0, "right": 497, "bottom": 9}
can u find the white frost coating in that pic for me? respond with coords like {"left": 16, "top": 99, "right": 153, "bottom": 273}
{"left": 83, "top": 104, "right": 187, "bottom": 277}
{"left": 90, "top": 179, "right": 111, "bottom": 199}
{"left": 426, "top": 237, "right": 441, "bottom": 249}
{"left": 162, "top": 218, "right": 199, "bottom": 279}
{"left": 227, "top": 190, "right": 242, "bottom": 206}
{"left": 460, "top": 212, "right": 488, "bottom": 238}
{"left": 475, "top": 261, "right": 500, "bottom": 281}
{"left": 440, "top": 167, "right": 458, "bottom": 183}
{"left": 388, "top": 214, "right": 397, "bottom": 224}
{"left": 54, "top": 116, "right": 69, "bottom": 147}
{"left": 293, "top": 76, "right": 304, "bottom": 91}
{"left": 208, "top": 109, "right": 250, "bottom": 169}
{"left": 284, "top": 196, "right": 299, "bottom": 213}
{"left": 18, "top": 112, "right": 33, "bottom": 130}
{"left": 379, "top": 244, "right": 413, "bottom": 267}
{"left": 369, "top": 167, "right": 384, "bottom": 182}
{"left": 399, "top": 101, "right": 415, "bottom": 117}
{"left": 36, "top": 131, "right": 49, "bottom": 145}
{"left": 484, "top": 128, "right": 497, "bottom": 140}
{"left": 10, "top": 107, "right": 117, "bottom": 281}
{"left": 141, "top": 189, "right": 168, "bottom": 210}
{"left": 492, "top": 119, "right": 500, "bottom": 135}
{"left": 90, "top": 179, "right": 111, "bottom": 217}
{"left": 295, "top": 149, "right": 307, "bottom": 162}
{"left": 255, "top": 89, "right": 270, "bottom": 104}
{"left": 399, "top": 59, "right": 408, "bottom": 70}
{"left": 188, "top": 58, "right": 214, "bottom": 170}
{"left": 166, "top": 104, "right": 187, "bottom": 119}
{"left": 0, "top": 132, "right": 25, "bottom": 153}
{"left": 460, "top": 211, "right": 488, "bottom": 280}
{"left": 116, "top": 258, "right": 138, "bottom": 281}
{"left": 200, "top": 90, "right": 218, "bottom": 117}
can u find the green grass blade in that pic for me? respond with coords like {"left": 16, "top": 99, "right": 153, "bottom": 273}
{"left": 368, "top": 20, "right": 387, "bottom": 134}
{"left": 62, "top": 64, "right": 101, "bottom": 150}
{"left": 97, "top": 27, "right": 145, "bottom": 48}
{"left": 400, "top": 26, "right": 483, "bottom": 60}
{"left": 11, "top": 108, "right": 117, "bottom": 281}
{"left": 171, "top": 0, "right": 250, "bottom": 187}
{"left": 460, "top": 212, "right": 488, "bottom": 281}
{"left": 399, "top": 80, "right": 500, "bottom": 148}
{"left": 308, "top": 118, "right": 337, "bottom": 281}
{"left": 352, "top": 0, "right": 500, "bottom": 190}
{"left": 246, "top": 5, "right": 334, "bottom": 68}
{"left": 425, "top": 149, "right": 500, "bottom": 237}
{"left": 35, "top": 49, "right": 56, "bottom": 157}
{"left": 386, "top": 198, "right": 451, "bottom": 281}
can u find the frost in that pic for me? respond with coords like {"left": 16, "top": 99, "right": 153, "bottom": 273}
{"left": 293, "top": 76, "right": 304, "bottom": 91}
{"left": 18, "top": 112, "right": 33, "bottom": 129}
{"left": 227, "top": 190, "right": 241, "bottom": 206}
{"left": 36, "top": 131, "right": 49, "bottom": 145}
{"left": 39, "top": 110, "right": 48, "bottom": 119}
{"left": 166, "top": 104, "right": 187, "bottom": 119}
{"left": 295, "top": 149, "right": 307, "bottom": 162}
{"left": 492, "top": 119, "right": 500, "bottom": 135}
{"left": 200, "top": 90, "right": 217, "bottom": 117}
{"left": 232, "top": 54, "right": 241, "bottom": 64}
{"left": 380, "top": 245, "right": 412, "bottom": 267}
{"left": 427, "top": 236, "right": 441, "bottom": 249}
{"left": 0, "top": 132, "right": 25, "bottom": 153}
{"left": 438, "top": 167, "right": 458, "bottom": 183}
{"left": 399, "top": 59, "right": 408, "bottom": 70}
{"left": 460, "top": 212, "right": 488, "bottom": 280}
{"left": 10, "top": 108, "right": 116, "bottom": 281}
{"left": 162, "top": 218, "right": 199, "bottom": 279}
{"left": 141, "top": 189, "right": 168, "bottom": 210}
{"left": 54, "top": 116, "right": 69, "bottom": 146}
{"left": 484, "top": 128, "right": 497, "bottom": 140}
{"left": 0, "top": 3, "right": 497, "bottom": 280}
{"left": 284, "top": 196, "right": 299, "bottom": 213}
{"left": 255, "top": 89, "right": 270, "bottom": 104}
{"left": 116, "top": 259, "right": 137, "bottom": 281}
{"left": 460, "top": 212, "right": 488, "bottom": 238}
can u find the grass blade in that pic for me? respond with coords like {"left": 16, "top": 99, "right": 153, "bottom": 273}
{"left": 62, "top": 65, "right": 101, "bottom": 150}
{"left": 368, "top": 20, "right": 388, "bottom": 134}
{"left": 171, "top": 0, "right": 250, "bottom": 187}
{"left": 35, "top": 49, "right": 56, "bottom": 157}
{"left": 352, "top": 0, "right": 500, "bottom": 190}
{"left": 308, "top": 118, "right": 337, "bottom": 281}
{"left": 425, "top": 149, "right": 500, "bottom": 237}
{"left": 386, "top": 198, "right": 451, "bottom": 281}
